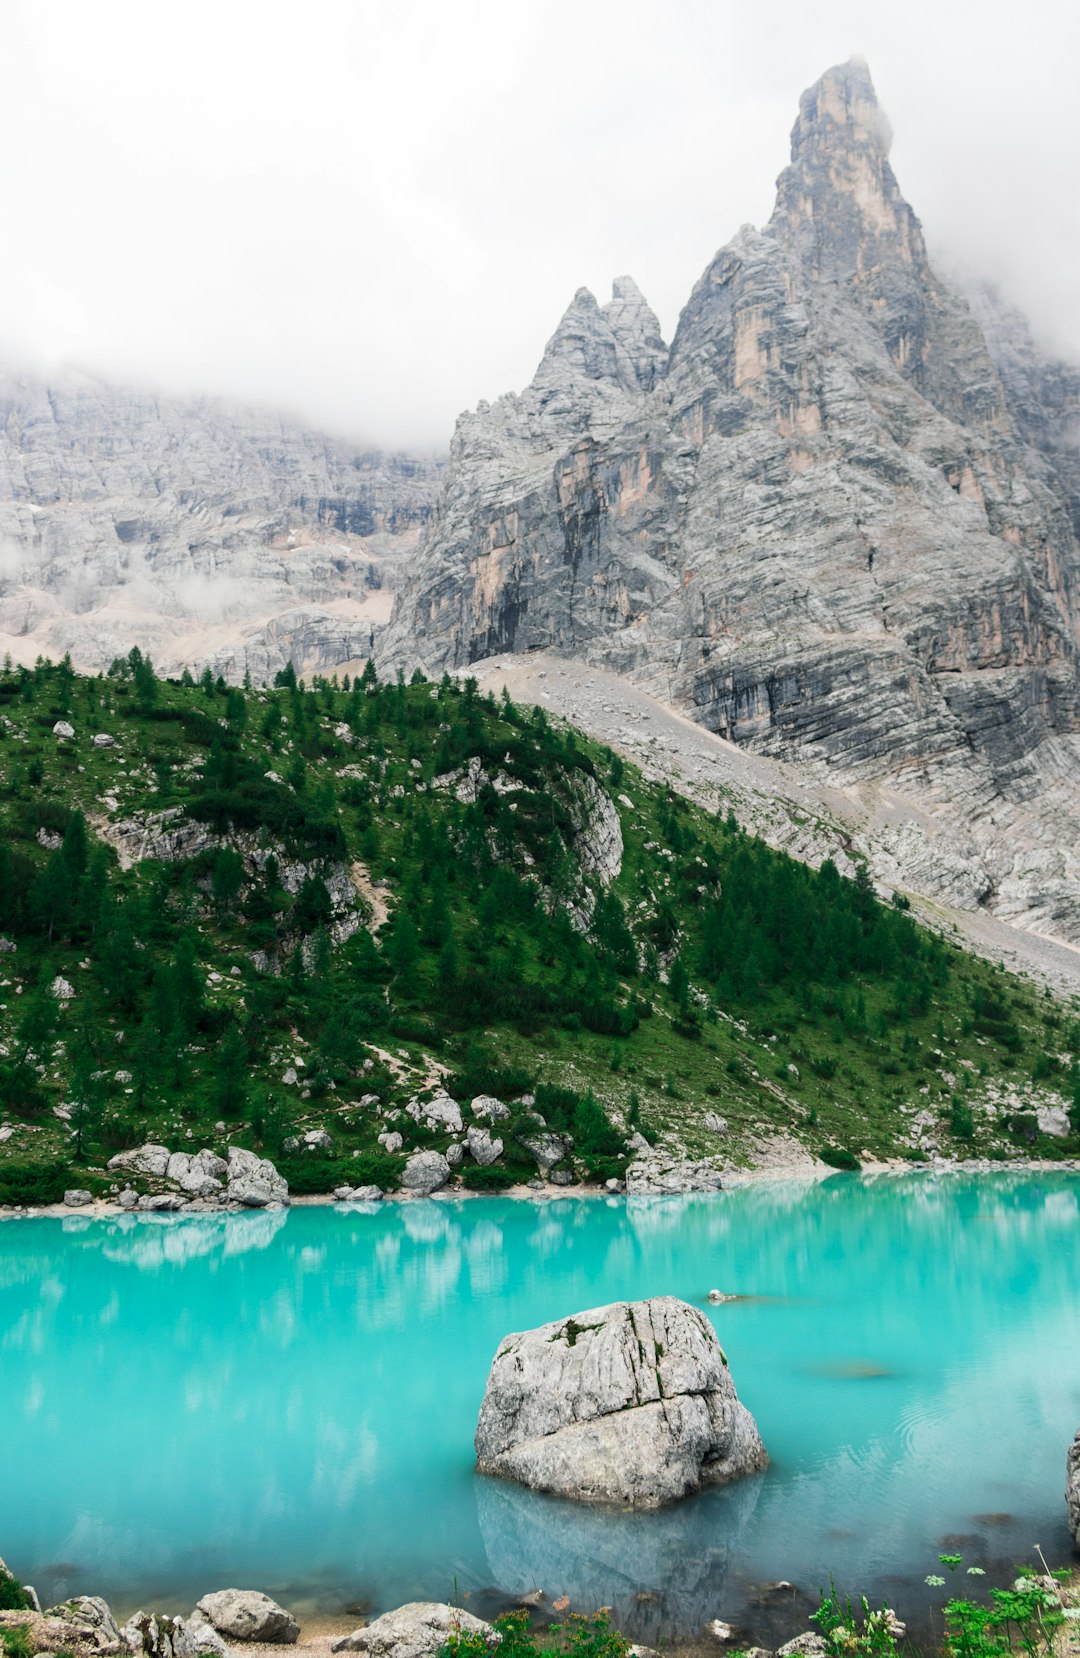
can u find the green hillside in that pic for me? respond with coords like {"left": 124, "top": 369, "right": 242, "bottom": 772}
{"left": 0, "top": 651, "right": 1076, "bottom": 1204}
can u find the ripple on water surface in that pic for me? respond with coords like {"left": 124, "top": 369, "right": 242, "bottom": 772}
{"left": 2, "top": 1173, "right": 1078, "bottom": 1640}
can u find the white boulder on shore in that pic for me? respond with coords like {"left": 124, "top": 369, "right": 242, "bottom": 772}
{"left": 1068, "top": 1428, "right": 1080, "bottom": 1549}
{"left": 625, "top": 1154, "right": 724, "bottom": 1196}
{"left": 475, "top": 1295, "right": 767, "bottom": 1508}
{"left": 104, "top": 1144, "right": 288, "bottom": 1208}
{"left": 194, "top": 1589, "right": 299, "bottom": 1644}
{"left": 330, "top": 1603, "right": 497, "bottom": 1658}
{"left": 400, "top": 1150, "right": 451, "bottom": 1194}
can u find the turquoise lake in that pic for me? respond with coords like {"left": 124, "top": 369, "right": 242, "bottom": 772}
{"left": 3, "top": 1174, "right": 1079, "bottom": 1643}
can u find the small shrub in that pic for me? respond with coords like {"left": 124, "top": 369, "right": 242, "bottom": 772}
{"left": 276, "top": 1151, "right": 399, "bottom": 1195}
{"left": 0, "top": 1626, "right": 34, "bottom": 1658}
{"left": 0, "top": 1161, "right": 70, "bottom": 1206}
{"left": 460, "top": 1164, "right": 519, "bottom": 1192}
{"left": 820, "top": 1146, "right": 860, "bottom": 1171}
{"left": 948, "top": 1099, "right": 975, "bottom": 1140}
{"left": 0, "top": 1566, "right": 32, "bottom": 1612}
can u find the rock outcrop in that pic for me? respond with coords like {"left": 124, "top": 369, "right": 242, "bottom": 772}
{"left": 105, "top": 1142, "right": 287, "bottom": 1208}
{"left": 193, "top": 1591, "right": 298, "bottom": 1644}
{"left": 329, "top": 1605, "right": 496, "bottom": 1658}
{"left": 474, "top": 1295, "right": 767, "bottom": 1507}
{"left": 381, "top": 59, "right": 1080, "bottom": 945}
{"left": 625, "top": 1153, "right": 725, "bottom": 1196}
{"left": 122, "top": 1612, "right": 228, "bottom": 1658}
{"left": 0, "top": 361, "right": 441, "bottom": 681}
{"left": 1068, "top": 1429, "right": 1080, "bottom": 1549}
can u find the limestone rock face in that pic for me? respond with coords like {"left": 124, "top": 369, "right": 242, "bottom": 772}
{"left": 193, "top": 1591, "right": 299, "bottom": 1644}
{"left": 0, "top": 362, "right": 441, "bottom": 681}
{"left": 381, "top": 59, "right": 1080, "bottom": 945}
{"left": 474, "top": 1295, "right": 767, "bottom": 1507}
{"left": 329, "top": 1604, "right": 497, "bottom": 1658}
{"left": 1068, "top": 1429, "right": 1080, "bottom": 1550}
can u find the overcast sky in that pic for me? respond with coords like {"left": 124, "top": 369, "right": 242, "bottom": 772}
{"left": 3, "top": 0, "right": 1077, "bottom": 449}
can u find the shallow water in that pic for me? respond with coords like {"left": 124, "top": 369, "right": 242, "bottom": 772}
{"left": 3, "top": 1174, "right": 1079, "bottom": 1642}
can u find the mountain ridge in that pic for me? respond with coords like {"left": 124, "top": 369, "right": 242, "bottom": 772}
{"left": 0, "top": 359, "right": 443, "bottom": 682}
{"left": 380, "top": 58, "right": 1080, "bottom": 942}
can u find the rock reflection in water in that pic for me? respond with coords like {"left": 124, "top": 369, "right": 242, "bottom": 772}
{"left": 475, "top": 1472, "right": 764, "bottom": 1641}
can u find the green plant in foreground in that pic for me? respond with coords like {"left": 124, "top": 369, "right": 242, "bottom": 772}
{"left": 0, "top": 1626, "right": 35, "bottom": 1658}
{"left": 811, "top": 1584, "right": 905, "bottom": 1658}
{"left": 925, "top": 1552, "right": 1065, "bottom": 1658}
{"left": 441, "top": 1611, "right": 631, "bottom": 1658}
{"left": 0, "top": 1565, "right": 32, "bottom": 1612}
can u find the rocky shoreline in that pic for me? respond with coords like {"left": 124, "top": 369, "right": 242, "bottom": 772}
{"left": 3, "top": 1150, "right": 1079, "bottom": 1222}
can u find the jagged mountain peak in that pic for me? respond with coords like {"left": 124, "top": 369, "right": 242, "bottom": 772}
{"left": 769, "top": 56, "right": 924, "bottom": 286}
{"left": 532, "top": 278, "right": 665, "bottom": 399}
{"left": 602, "top": 277, "right": 668, "bottom": 393}
{"left": 382, "top": 57, "right": 1080, "bottom": 944}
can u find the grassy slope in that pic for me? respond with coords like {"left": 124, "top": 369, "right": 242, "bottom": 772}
{"left": 0, "top": 655, "right": 1076, "bottom": 1203}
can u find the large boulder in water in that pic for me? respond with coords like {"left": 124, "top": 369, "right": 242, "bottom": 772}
{"left": 330, "top": 1604, "right": 496, "bottom": 1658}
{"left": 1068, "top": 1429, "right": 1080, "bottom": 1550}
{"left": 474, "top": 1295, "right": 767, "bottom": 1508}
{"left": 194, "top": 1591, "right": 298, "bottom": 1644}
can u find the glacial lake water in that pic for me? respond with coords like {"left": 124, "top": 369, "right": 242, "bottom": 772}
{"left": 3, "top": 1174, "right": 1079, "bottom": 1645}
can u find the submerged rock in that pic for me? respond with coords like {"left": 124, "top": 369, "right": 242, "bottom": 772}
{"left": 330, "top": 1604, "right": 496, "bottom": 1658}
{"left": 1068, "top": 1428, "right": 1080, "bottom": 1549}
{"left": 475, "top": 1295, "right": 767, "bottom": 1507}
{"left": 194, "top": 1590, "right": 299, "bottom": 1644}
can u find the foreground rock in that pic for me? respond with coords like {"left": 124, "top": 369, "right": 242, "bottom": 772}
{"left": 475, "top": 1295, "right": 767, "bottom": 1507}
{"left": 194, "top": 1590, "right": 298, "bottom": 1644}
{"left": 330, "top": 1603, "right": 496, "bottom": 1658}
{"left": 1068, "top": 1429, "right": 1080, "bottom": 1549}
{"left": 47, "top": 1597, "right": 121, "bottom": 1649}
{"left": 123, "top": 1611, "right": 228, "bottom": 1658}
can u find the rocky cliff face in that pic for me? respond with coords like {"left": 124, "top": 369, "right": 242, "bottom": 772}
{"left": 0, "top": 365, "right": 441, "bottom": 680}
{"left": 382, "top": 59, "right": 1080, "bottom": 941}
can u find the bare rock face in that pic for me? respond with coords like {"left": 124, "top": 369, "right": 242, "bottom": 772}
{"left": 329, "top": 1604, "right": 496, "bottom": 1658}
{"left": 382, "top": 58, "right": 1080, "bottom": 945}
{"left": 1068, "top": 1429, "right": 1080, "bottom": 1550}
{"left": 193, "top": 1591, "right": 299, "bottom": 1644}
{"left": 474, "top": 1296, "right": 767, "bottom": 1507}
{"left": 0, "top": 363, "right": 441, "bottom": 681}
